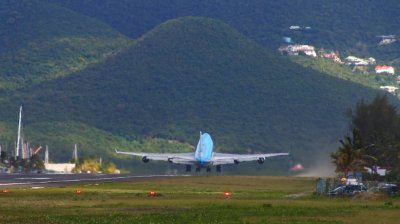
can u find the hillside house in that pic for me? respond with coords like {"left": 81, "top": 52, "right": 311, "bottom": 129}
{"left": 375, "top": 65, "right": 395, "bottom": 75}
{"left": 278, "top": 45, "right": 317, "bottom": 57}
{"left": 345, "top": 56, "right": 375, "bottom": 66}
{"left": 377, "top": 35, "right": 396, "bottom": 45}
{"left": 289, "top": 26, "right": 301, "bottom": 30}
{"left": 321, "top": 51, "right": 342, "bottom": 63}
{"left": 380, "top": 86, "right": 398, "bottom": 95}
{"left": 289, "top": 26, "right": 311, "bottom": 31}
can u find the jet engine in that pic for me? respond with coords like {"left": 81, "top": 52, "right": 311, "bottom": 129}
{"left": 142, "top": 156, "right": 150, "bottom": 163}
{"left": 234, "top": 159, "right": 240, "bottom": 164}
{"left": 257, "top": 157, "right": 265, "bottom": 164}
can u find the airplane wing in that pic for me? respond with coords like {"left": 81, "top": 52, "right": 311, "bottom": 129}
{"left": 115, "top": 149, "right": 196, "bottom": 165}
{"left": 211, "top": 152, "right": 289, "bottom": 165}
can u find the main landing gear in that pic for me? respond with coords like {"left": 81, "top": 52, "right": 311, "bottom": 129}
{"left": 185, "top": 165, "right": 222, "bottom": 173}
{"left": 216, "top": 165, "right": 222, "bottom": 173}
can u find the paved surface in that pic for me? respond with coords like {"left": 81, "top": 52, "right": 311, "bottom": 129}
{"left": 0, "top": 173, "right": 185, "bottom": 188}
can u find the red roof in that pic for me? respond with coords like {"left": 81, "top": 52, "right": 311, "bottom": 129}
{"left": 375, "top": 65, "right": 393, "bottom": 70}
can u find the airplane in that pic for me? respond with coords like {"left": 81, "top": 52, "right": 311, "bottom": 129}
{"left": 115, "top": 132, "right": 289, "bottom": 172}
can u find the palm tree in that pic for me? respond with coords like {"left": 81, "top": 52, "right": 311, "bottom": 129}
{"left": 331, "top": 129, "right": 369, "bottom": 177}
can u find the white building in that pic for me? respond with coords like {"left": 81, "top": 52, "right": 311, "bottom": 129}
{"left": 289, "top": 26, "right": 301, "bottom": 30}
{"left": 345, "top": 56, "right": 375, "bottom": 66}
{"left": 380, "top": 86, "right": 398, "bottom": 94}
{"left": 377, "top": 35, "right": 396, "bottom": 46}
{"left": 278, "top": 45, "right": 317, "bottom": 57}
{"left": 365, "top": 166, "right": 387, "bottom": 176}
{"left": 45, "top": 163, "right": 76, "bottom": 173}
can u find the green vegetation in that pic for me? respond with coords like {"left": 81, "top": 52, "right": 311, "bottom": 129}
{"left": 294, "top": 57, "right": 377, "bottom": 86}
{"left": 0, "top": 1, "right": 399, "bottom": 173}
{"left": 0, "top": 0, "right": 133, "bottom": 91}
{"left": 332, "top": 96, "right": 400, "bottom": 180}
{"left": 0, "top": 176, "right": 399, "bottom": 223}
{"left": 52, "top": 0, "right": 400, "bottom": 92}
{"left": 0, "top": 121, "right": 193, "bottom": 159}
{"left": 52, "top": 0, "right": 400, "bottom": 62}
{"left": 331, "top": 129, "right": 370, "bottom": 177}
{"left": 0, "top": 36, "right": 132, "bottom": 90}
{"left": 291, "top": 57, "right": 398, "bottom": 89}
{"left": 73, "top": 157, "right": 117, "bottom": 174}
{"left": 0, "top": 17, "right": 391, "bottom": 171}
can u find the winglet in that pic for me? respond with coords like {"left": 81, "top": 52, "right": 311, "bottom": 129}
{"left": 200, "top": 131, "right": 202, "bottom": 137}
{"left": 114, "top": 149, "right": 119, "bottom": 153}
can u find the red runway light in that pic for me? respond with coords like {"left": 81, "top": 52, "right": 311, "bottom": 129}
{"left": 224, "top": 192, "right": 231, "bottom": 198}
{"left": 149, "top": 191, "right": 157, "bottom": 196}
{"left": 2, "top": 189, "right": 9, "bottom": 193}
{"left": 75, "top": 189, "right": 81, "bottom": 195}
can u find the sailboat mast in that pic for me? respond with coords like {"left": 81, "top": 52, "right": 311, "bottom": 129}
{"left": 73, "top": 144, "right": 78, "bottom": 162}
{"left": 16, "top": 106, "right": 22, "bottom": 158}
{"left": 45, "top": 145, "right": 49, "bottom": 164}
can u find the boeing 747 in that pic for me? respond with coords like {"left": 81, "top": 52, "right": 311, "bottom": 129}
{"left": 115, "top": 132, "right": 289, "bottom": 172}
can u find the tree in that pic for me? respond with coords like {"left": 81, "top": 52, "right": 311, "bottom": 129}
{"left": 73, "top": 157, "right": 101, "bottom": 173}
{"left": 28, "top": 154, "right": 45, "bottom": 171}
{"left": 102, "top": 161, "right": 117, "bottom": 174}
{"left": 347, "top": 95, "right": 400, "bottom": 168}
{"left": 331, "top": 128, "right": 368, "bottom": 177}
{"left": 349, "top": 95, "right": 399, "bottom": 144}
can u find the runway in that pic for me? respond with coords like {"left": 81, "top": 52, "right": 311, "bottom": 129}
{"left": 0, "top": 173, "right": 186, "bottom": 188}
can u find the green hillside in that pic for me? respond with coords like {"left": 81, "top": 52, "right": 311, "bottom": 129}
{"left": 51, "top": 0, "right": 400, "bottom": 61}
{"left": 290, "top": 57, "right": 399, "bottom": 89}
{"left": 0, "top": 0, "right": 132, "bottom": 91}
{"left": 48, "top": 0, "right": 400, "bottom": 93}
{"left": 1, "top": 17, "right": 392, "bottom": 170}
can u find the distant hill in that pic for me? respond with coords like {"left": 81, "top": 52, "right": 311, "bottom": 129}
{"left": 50, "top": 0, "right": 400, "bottom": 61}
{"left": 0, "top": 0, "right": 132, "bottom": 91}
{"left": 1, "top": 17, "right": 392, "bottom": 170}
{"left": 47, "top": 0, "right": 400, "bottom": 94}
